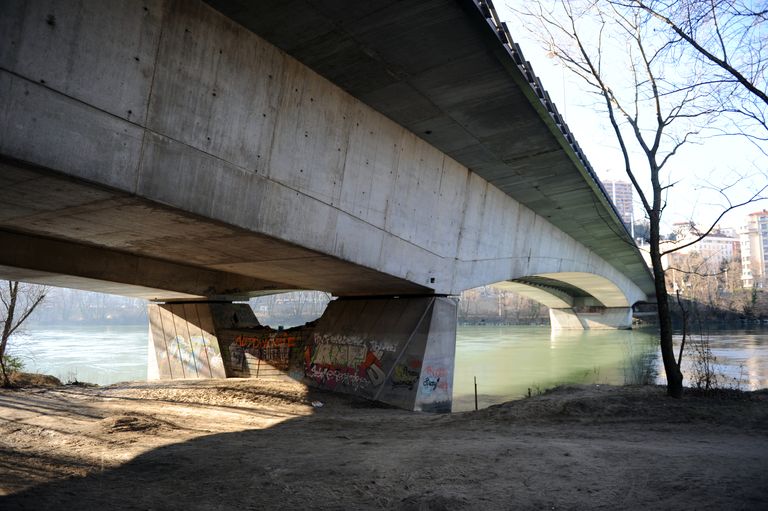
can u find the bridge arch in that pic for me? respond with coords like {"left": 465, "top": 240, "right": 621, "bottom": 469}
{"left": 494, "top": 272, "right": 631, "bottom": 308}
{"left": 479, "top": 271, "right": 641, "bottom": 330}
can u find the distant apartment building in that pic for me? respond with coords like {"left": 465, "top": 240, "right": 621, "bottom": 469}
{"left": 740, "top": 210, "right": 768, "bottom": 288}
{"left": 602, "top": 179, "right": 634, "bottom": 228}
{"left": 637, "top": 222, "right": 741, "bottom": 293}
{"left": 665, "top": 221, "right": 739, "bottom": 271}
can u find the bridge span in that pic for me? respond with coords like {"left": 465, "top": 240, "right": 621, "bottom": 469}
{"left": 0, "top": 0, "right": 654, "bottom": 410}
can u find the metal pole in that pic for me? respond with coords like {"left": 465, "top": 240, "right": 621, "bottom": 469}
{"left": 474, "top": 376, "right": 478, "bottom": 411}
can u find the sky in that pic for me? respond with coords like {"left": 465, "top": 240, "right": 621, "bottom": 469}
{"left": 495, "top": 2, "right": 767, "bottom": 233}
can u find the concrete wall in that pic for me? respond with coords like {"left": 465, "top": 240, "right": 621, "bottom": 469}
{"left": 0, "top": 0, "right": 646, "bottom": 305}
{"left": 147, "top": 302, "right": 228, "bottom": 379}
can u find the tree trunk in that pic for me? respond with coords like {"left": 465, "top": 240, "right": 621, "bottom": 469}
{"left": 649, "top": 222, "right": 683, "bottom": 397}
{"left": 0, "top": 282, "right": 19, "bottom": 387}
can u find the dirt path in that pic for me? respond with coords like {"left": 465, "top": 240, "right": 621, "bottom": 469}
{"left": 1, "top": 378, "right": 767, "bottom": 510}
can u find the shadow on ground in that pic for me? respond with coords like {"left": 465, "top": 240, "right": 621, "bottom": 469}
{"left": 2, "top": 386, "right": 768, "bottom": 510}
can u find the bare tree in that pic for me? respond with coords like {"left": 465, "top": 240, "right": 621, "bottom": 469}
{"left": 622, "top": 0, "right": 768, "bottom": 144}
{"left": 0, "top": 281, "right": 47, "bottom": 386}
{"left": 667, "top": 250, "right": 740, "bottom": 318}
{"left": 516, "top": 0, "right": 766, "bottom": 397}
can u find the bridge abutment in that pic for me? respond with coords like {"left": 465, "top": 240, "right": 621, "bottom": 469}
{"left": 147, "top": 296, "right": 457, "bottom": 412}
{"left": 549, "top": 307, "right": 633, "bottom": 330}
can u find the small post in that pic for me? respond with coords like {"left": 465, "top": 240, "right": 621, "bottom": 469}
{"left": 474, "top": 376, "right": 478, "bottom": 411}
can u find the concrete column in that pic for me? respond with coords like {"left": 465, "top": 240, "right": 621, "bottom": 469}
{"left": 147, "top": 297, "right": 458, "bottom": 412}
{"left": 305, "top": 296, "right": 457, "bottom": 412}
{"left": 549, "top": 307, "right": 633, "bottom": 330}
{"left": 549, "top": 308, "right": 585, "bottom": 330}
{"left": 147, "top": 302, "right": 237, "bottom": 380}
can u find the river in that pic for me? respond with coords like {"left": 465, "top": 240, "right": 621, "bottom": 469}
{"left": 452, "top": 325, "right": 768, "bottom": 410}
{"left": 12, "top": 324, "right": 148, "bottom": 386}
{"left": 10, "top": 324, "right": 768, "bottom": 411}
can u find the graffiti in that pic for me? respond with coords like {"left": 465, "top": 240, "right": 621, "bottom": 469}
{"left": 311, "top": 344, "right": 367, "bottom": 367}
{"left": 422, "top": 376, "right": 440, "bottom": 393}
{"left": 229, "top": 331, "right": 304, "bottom": 371}
{"left": 306, "top": 344, "right": 385, "bottom": 390}
{"left": 391, "top": 364, "right": 420, "bottom": 390}
{"left": 234, "top": 333, "right": 300, "bottom": 349}
{"left": 307, "top": 366, "right": 370, "bottom": 390}
{"left": 424, "top": 365, "right": 447, "bottom": 379}
{"left": 313, "top": 334, "right": 397, "bottom": 354}
{"left": 166, "top": 335, "right": 197, "bottom": 377}
{"left": 367, "top": 363, "right": 386, "bottom": 386}
{"left": 228, "top": 341, "right": 246, "bottom": 370}
{"left": 421, "top": 365, "right": 449, "bottom": 394}
{"left": 186, "top": 335, "right": 212, "bottom": 376}
{"left": 154, "top": 327, "right": 222, "bottom": 379}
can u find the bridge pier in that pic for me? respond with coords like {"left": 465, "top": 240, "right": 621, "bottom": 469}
{"left": 147, "top": 296, "right": 457, "bottom": 412}
{"left": 549, "top": 307, "right": 633, "bottom": 330}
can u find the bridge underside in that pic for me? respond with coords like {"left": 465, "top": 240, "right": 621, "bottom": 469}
{"left": 0, "top": 158, "right": 429, "bottom": 299}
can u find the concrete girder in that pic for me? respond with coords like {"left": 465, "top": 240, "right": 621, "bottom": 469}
{"left": 492, "top": 281, "right": 574, "bottom": 309}
{"left": 533, "top": 272, "right": 631, "bottom": 307}
{"left": 0, "top": 230, "right": 287, "bottom": 300}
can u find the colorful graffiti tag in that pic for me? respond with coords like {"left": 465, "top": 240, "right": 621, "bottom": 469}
{"left": 421, "top": 365, "right": 449, "bottom": 395}
{"left": 228, "top": 331, "right": 303, "bottom": 372}
{"left": 391, "top": 361, "right": 421, "bottom": 390}
{"left": 304, "top": 334, "right": 393, "bottom": 391}
{"left": 162, "top": 334, "right": 220, "bottom": 378}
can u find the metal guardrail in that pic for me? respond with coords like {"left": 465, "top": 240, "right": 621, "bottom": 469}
{"left": 473, "top": 0, "right": 632, "bottom": 238}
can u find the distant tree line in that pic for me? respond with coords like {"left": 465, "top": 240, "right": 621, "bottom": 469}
{"left": 249, "top": 291, "right": 333, "bottom": 328}
{"left": 458, "top": 287, "right": 549, "bottom": 325}
{"left": 29, "top": 287, "right": 147, "bottom": 326}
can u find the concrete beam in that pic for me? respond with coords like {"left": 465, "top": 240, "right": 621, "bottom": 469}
{"left": 531, "top": 272, "right": 633, "bottom": 307}
{"left": 492, "top": 281, "right": 574, "bottom": 309}
{"left": 0, "top": 159, "right": 431, "bottom": 298}
{"left": 0, "top": 230, "right": 289, "bottom": 300}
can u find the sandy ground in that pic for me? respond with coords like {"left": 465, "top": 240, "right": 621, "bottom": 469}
{"left": 0, "top": 376, "right": 767, "bottom": 510}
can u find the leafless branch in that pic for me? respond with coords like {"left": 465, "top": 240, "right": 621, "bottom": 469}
{"left": 661, "top": 184, "right": 768, "bottom": 255}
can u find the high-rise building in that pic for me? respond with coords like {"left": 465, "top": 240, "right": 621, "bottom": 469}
{"left": 740, "top": 210, "right": 768, "bottom": 288}
{"left": 602, "top": 179, "right": 634, "bottom": 228}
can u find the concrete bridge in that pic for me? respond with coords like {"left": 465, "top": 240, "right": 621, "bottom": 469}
{"left": 0, "top": 0, "right": 654, "bottom": 411}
